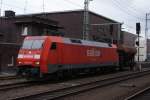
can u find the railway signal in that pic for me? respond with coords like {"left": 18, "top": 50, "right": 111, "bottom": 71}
{"left": 136, "top": 23, "right": 141, "bottom": 34}
{"left": 135, "top": 41, "right": 139, "bottom": 46}
{"left": 136, "top": 22, "right": 141, "bottom": 64}
{"left": 110, "top": 24, "right": 113, "bottom": 35}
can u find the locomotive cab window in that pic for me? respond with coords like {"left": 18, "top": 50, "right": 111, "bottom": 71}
{"left": 22, "top": 40, "right": 44, "bottom": 49}
{"left": 51, "top": 42, "right": 57, "bottom": 50}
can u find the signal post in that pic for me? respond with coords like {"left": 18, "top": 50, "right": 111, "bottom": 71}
{"left": 136, "top": 23, "right": 141, "bottom": 71}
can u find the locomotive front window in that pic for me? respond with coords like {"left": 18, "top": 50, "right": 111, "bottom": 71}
{"left": 32, "top": 40, "right": 44, "bottom": 49}
{"left": 22, "top": 40, "right": 44, "bottom": 49}
{"left": 22, "top": 40, "right": 33, "bottom": 49}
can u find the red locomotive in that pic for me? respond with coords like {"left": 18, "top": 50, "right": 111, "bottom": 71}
{"left": 17, "top": 36, "right": 134, "bottom": 78}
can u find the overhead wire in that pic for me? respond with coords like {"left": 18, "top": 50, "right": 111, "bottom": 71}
{"left": 109, "top": 0, "right": 147, "bottom": 33}
{"left": 1, "top": 0, "right": 82, "bottom": 15}
{"left": 124, "top": 24, "right": 135, "bottom": 30}
{"left": 24, "top": 0, "right": 28, "bottom": 14}
{"left": 115, "top": 0, "right": 145, "bottom": 16}
{"left": 116, "top": 0, "right": 150, "bottom": 33}
{"left": 1, "top": 0, "right": 146, "bottom": 33}
{"left": 42, "top": 0, "right": 45, "bottom": 12}
{"left": 123, "top": 0, "right": 148, "bottom": 13}
{"left": 63, "top": 0, "right": 138, "bottom": 32}
{"left": 62, "top": 0, "right": 82, "bottom": 8}
{"left": 90, "top": 0, "right": 138, "bottom": 32}
{"left": 2, "top": 2, "right": 36, "bottom": 13}
{"left": 110, "top": 0, "right": 145, "bottom": 21}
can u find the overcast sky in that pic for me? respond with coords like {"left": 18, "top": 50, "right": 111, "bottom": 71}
{"left": 1, "top": 0, "right": 150, "bottom": 36}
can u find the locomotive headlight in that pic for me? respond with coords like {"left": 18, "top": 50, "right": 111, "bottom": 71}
{"left": 34, "top": 54, "right": 40, "bottom": 59}
{"left": 18, "top": 54, "right": 23, "bottom": 58}
{"left": 35, "top": 61, "right": 40, "bottom": 65}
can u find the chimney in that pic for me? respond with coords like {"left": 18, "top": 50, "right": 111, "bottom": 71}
{"left": 5, "top": 10, "right": 15, "bottom": 17}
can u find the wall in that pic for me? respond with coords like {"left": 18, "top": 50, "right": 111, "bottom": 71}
{"left": 121, "top": 31, "right": 137, "bottom": 46}
{"left": 0, "top": 43, "right": 20, "bottom": 73}
{"left": 36, "top": 11, "right": 119, "bottom": 42}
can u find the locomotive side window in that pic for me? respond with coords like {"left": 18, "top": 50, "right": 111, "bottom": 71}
{"left": 108, "top": 44, "right": 112, "bottom": 47}
{"left": 51, "top": 42, "right": 57, "bottom": 50}
{"left": 71, "top": 39, "right": 82, "bottom": 44}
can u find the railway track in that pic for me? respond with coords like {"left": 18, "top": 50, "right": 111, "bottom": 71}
{"left": 0, "top": 75, "right": 19, "bottom": 80}
{"left": 11, "top": 70, "right": 150, "bottom": 100}
{"left": 0, "top": 80, "right": 38, "bottom": 92}
{"left": 124, "top": 86, "right": 150, "bottom": 100}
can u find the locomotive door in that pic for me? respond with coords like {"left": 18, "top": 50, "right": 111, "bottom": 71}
{"left": 49, "top": 42, "right": 58, "bottom": 64}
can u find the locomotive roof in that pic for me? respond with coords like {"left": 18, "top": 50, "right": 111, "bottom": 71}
{"left": 63, "top": 37, "right": 116, "bottom": 48}
{"left": 25, "top": 36, "right": 116, "bottom": 48}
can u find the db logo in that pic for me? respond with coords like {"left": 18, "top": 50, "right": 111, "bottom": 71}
{"left": 87, "top": 49, "right": 101, "bottom": 57}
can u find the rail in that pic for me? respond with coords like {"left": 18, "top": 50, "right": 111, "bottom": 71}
{"left": 0, "top": 81, "right": 37, "bottom": 91}
{"left": 11, "top": 70, "right": 150, "bottom": 100}
{"left": 124, "top": 86, "right": 150, "bottom": 100}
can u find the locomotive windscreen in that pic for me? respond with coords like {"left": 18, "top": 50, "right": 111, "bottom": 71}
{"left": 22, "top": 40, "right": 44, "bottom": 49}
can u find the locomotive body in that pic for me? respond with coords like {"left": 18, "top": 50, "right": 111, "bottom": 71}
{"left": 17, "top": 36, "right": 119, "bottom": 77}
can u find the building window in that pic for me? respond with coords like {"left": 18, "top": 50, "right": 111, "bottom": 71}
{"left": 97, "top": 26, "right": 104, "bottom": 33}
{"left": 7, "top": 56, "right": 14, "bottom": 67}
{"left": 22, "top": 26, "right": 28, "bottom": 36}
{"left": 0, "top": 34, "right": 4, "bottom": 41}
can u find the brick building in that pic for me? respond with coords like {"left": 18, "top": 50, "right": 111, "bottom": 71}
{"left": 34, "top": 10, "right": 121, "bottom": 43}
{"left": 0, "top": 10, "right": 60, "bottom": 72}
{"left": 0, "top": 10, "right": 122, "bottom": 72}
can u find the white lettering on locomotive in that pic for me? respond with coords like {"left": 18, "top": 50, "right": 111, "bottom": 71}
{"left": 87, "top": 48, "right": 101, "bottom": 57}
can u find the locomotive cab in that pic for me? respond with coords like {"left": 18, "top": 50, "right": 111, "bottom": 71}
{"left": 17, "top": 36, "right": 46, "bottom": 77}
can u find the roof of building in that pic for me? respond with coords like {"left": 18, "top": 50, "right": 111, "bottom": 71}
{"left": 15, "top": 16, "right": 58, "bottom": 24}
{"left": 15, "top": 9, "right": 119, "bottom": 23}
{"left": 14, "top": 16, "right": 62, "bottom": 28}
{"left": 0, "top": 42, "right": 21, "bottom": 46}
{"left": 2, "top": 15, "right": 63, "bottom": 29}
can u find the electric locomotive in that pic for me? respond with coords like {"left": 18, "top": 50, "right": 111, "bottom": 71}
{"left": 17, "top": 36, "right": 119, "bottom": 78}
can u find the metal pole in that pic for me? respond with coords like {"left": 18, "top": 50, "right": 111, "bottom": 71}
{"left": 0, "top": 0, "right": 2, "bottom": 16}
{"left": 145, "top": 14, "right": 148, "bottom": 38}
{"left": 42, "top": 0, "right": 45, "bottom": 12}
{"left": 137, "top": 33, "right": 140, "bottom": 62}
{"left": 83, "top": 0, "right": 92, "bottom": 40}
{"left": 145, "top": 13, "right": 150, "bottom": 60}
{"left": 117, "top": 24, "right": 121, "bottom": 45}
{"left": 24, "top": 0, "right": 28, "bottom": 14}
{"left": 145, "top": 13, "right": 148, "bottom": 60}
